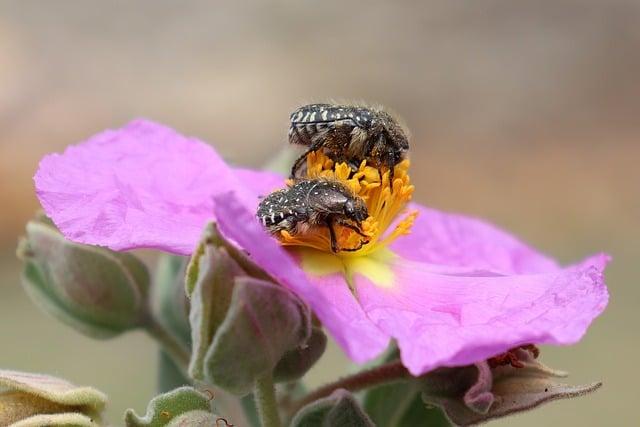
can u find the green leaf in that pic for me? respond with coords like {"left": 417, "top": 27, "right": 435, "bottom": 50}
{"left": 363, "top": 381, "right": 451, "bottom": 427}
{"left": 19, "top": 221, "right": 148, "bottom": 338}
{"left": 203, "top": 277, "right": 310, "bottom": 395}
{"left": 290, "top": 389, "right": 374, "bottom": 427}
{"left": 124, "top": 387, "right": 211, "bottom": 427}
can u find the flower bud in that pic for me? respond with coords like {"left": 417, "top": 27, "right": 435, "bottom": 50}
{"left": 420, "top": 348, "right": 602, "bottom": 426}
{"left": 186, "top": 223, "right": 316, "bottom": 395}
{"left": 0, "top": 369, "right": 106, "bottom": 426}
{"left": 17, "top": 218, "right": 149, "bottom": 338}
{"left": 204, "top": 276, "right": 311, "bottom": 395}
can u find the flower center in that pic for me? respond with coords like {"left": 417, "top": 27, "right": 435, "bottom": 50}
{"left": 277, "top": 151, "right": 417, "bottom": 257}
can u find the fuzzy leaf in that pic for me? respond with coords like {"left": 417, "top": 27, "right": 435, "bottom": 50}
{"left": 204, "top": 277, "right": 311, "bottom": 395}
{"left": 10, "top": 412, "right": 100, "bottom": 426}
{"left": 290, "top": 389, "right": 374, "bottom": 427}
{"left": 124, "top": 387, "right": 212, "bottom": 427}
{"left": 166, "top": 410, "right": 220, "bottom": 426}
{"left": 0, "top": 370, "right": 107, "bottom": 426}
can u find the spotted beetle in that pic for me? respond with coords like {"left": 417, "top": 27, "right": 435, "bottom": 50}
{"left": 288, "top": 103, "right": 409, "bottom": 183}
{"left": 257, "top": 178, "right": 369, "bottom": 253}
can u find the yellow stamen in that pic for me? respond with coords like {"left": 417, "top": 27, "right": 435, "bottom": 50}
{"left": 278, "top": 151, "right": 417, "bottom": 257}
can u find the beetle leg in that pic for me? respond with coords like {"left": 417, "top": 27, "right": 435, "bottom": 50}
{"left": 335, "top": 218, "right": 368, "bottom": 238}
{"left": 291, "top": 138, "right": 325, "bottom": 178}
{"left": 327, "top": 219, "right": 339, "bottom": 253}
{"left": 339, "top": 239, "right": 367, "bottom": 252}
{"left": 334, "top": 218, "right": 370, "bottom": 252}
{"left": 363, "top": 134, "right": 381, "bottom": 162}
{"left": 386, "top": 147, "right": 396, "bottom": 188}
{"left": 368, "top": 134, "right": 390, "bottom": 180}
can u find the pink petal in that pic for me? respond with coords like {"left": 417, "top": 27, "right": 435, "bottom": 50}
{"left": 390, "top": 203, "right": 559, "bottom": 274}
{"left": 212, "top": 191, "right": 389, "bottom": 362}
{"left": 354, "top": 254, "right": 609, "bottom": 375}
{"left": 34, "top": 119, "right": 284, "bottom": 255}
{"left": 234, "top": 168, "right": 286, "bottom": 201}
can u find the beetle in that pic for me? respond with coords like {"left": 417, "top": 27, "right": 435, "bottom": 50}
{"left": 257, "top": 178, "right": 369, "bottom": 253}
{"left": 288, "top": 103, "right": 409, "bottom": 183}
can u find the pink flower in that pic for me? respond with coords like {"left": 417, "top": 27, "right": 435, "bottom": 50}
{"left": 34, "top": 119, "right": 609, "bottom": 375}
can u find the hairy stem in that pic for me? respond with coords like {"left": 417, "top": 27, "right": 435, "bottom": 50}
{"left": 254, "top": 373, "right": 282, "bottom": 427}
{"left": 288, "top": 360, "right": 411, "bottom": 416}
{"left": 143, "top": 315, "right": 191, "bottom": 369}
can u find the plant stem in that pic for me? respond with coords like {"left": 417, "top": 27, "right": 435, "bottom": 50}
{"left": 254, "top": 373, "right": 282, "bottom": 427}
{"left": 288, "top": 360, "right": 411, "bottom": 416}
{"left": 144, "top": 316, "right": 190, "bottom": 368}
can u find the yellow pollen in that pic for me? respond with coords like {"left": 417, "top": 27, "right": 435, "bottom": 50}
{"left": 278, "top": 151, "right": 418, "bottom": 257}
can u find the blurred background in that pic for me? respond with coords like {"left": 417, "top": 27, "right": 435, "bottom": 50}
{"left": 0, "top": 1, "right": 638, "bottom": 425}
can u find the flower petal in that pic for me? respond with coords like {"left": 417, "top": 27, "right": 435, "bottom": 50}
{"left": 211, "top": 191, "right": 389, "bottom": 362}
{"left": 234, "top": 168, "right": 286, "bottom": 203}
{"left": 390, "top": 203, "right": 559, "bottom": 274}
{"left": 354, "top": 254, "right": 609, "bottom": 375}
{"left": 34, "top": 119, "right": 283, "bottom": 255}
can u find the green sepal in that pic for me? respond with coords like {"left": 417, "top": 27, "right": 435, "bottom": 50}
{"left": 273, "top": 326, "right": 327, "bottom": 383}
{"left": 188, "top": 245, "right": 245, "bottom": 381}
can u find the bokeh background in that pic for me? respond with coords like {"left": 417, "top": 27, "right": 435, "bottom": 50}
{"left": 1, "top": 1, "right": 638, "bottom": 425}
